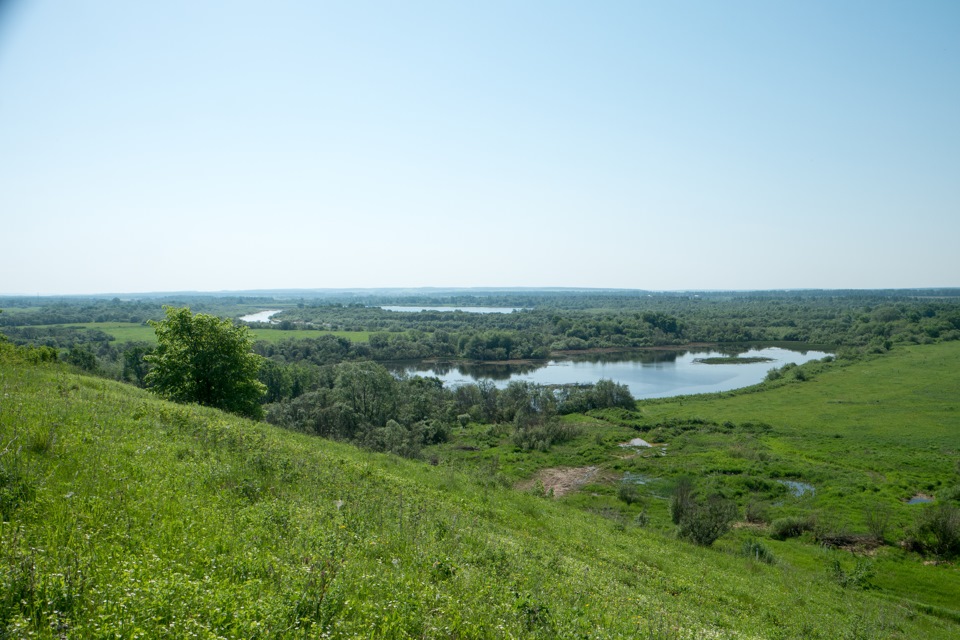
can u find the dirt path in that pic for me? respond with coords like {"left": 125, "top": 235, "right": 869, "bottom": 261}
{"left": 515, "top": 466, "right": 600, "bottom": 498}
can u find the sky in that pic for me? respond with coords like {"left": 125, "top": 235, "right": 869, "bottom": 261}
{"left": 1, "top": 0, "right": 958, "bottom": 295}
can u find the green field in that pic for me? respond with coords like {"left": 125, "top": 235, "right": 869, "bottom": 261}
{"left": 1, "top": 340, "right": 958, "bottom": 637}
{"left": 72, "top": 322, "right": 157, "bottom": 342}
{"left": 12, "top": 322, "right": 372, "bottom": 345}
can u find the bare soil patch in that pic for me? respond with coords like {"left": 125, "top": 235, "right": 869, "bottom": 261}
{"left": 516, "top": 466, "right": 599, "bottom": 498}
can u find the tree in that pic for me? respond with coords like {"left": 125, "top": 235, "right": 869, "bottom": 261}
{"left": 122, "top": 342, "right": 153, "bottom": 387}
{"left": 66, "top": 345, "right": 99, "bottom": 373}
{"left": 145, "top": 307, "right": 266, "bottom": 419}
{"left": 333, "top": 361, "right": 398, "bottom": 427}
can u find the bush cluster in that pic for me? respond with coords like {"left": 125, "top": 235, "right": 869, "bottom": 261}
{"left": 769, "top": 515, "right": 817, "bottom": 540}
{"left": 512, "top": 422, "right": 581, "bottom": 452}
{"left": 911, "top": 503, "right": 960, "bottom": 558}
{"left": 670, "top": 479, "right": 737, "bottom": 546}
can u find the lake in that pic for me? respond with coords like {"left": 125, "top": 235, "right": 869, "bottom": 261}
{"left": 390, "top": 346, "right": 833, "bottom": 399}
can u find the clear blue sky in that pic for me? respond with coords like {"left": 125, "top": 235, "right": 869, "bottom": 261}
{"left": 1, "top": 0, "right": 958, "bottom": 295}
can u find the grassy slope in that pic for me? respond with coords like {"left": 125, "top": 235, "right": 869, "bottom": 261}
{"left": 1, "top": 351, "right": 958, "bottom": 637}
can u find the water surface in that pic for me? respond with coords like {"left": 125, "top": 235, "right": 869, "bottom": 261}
{"left": 380, "top": 306, "right": 526, "bottom": 314}
{"left": 392, "top": 346, "right": 832, "bottom": 399}
{"left": 239, "top": 310, "right": 283, "bottom": 323}
{"left": 778, "top": 480, "right": 816, "bottom": 497}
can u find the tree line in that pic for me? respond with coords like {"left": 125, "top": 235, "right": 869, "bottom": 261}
{"left": 264, "top": 360, "right": 636, "bottom": 458}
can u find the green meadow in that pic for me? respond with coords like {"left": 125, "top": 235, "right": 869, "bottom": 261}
{"left": 70, "top": 322, "right": 156, "bottom": 343}
{"left": 1, "top": 342, "right": 958, "bottom": 637}
{"left": 15, "top": 322, "right": 372, "bottom": 345}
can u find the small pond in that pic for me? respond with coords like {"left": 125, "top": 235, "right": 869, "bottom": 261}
{"left": 390, "top": 346, "right": 832, "bottom": 400}
{"left": 622, "top": 472, "right": 653, "bottom": 485}
{"left": 778, "top": 479, "right": 816, "bottom": 497}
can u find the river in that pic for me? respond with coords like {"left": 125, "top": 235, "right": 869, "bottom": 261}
{"left": 380, "top": 306, "right": 527, "bottom": 314}
{"left": 389, "top": 346, "right": 832, "bottom": 399}
{"left": 238, "top": 310, "right": 283, "bottom": 323}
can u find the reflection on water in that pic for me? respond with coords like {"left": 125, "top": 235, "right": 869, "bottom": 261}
{"left": 380, "top": 306, "right": 526, "bottom": 314}
{"left": 778, "top": 479, "right": 816, "bottom": 497}
{"left": 564, "top": 351, "right": 681, "bottom": 365}
{"left": 387, "top": 345, "right": 832, "bottom": 400}
{"left": 418, "top": 361, "right": 543, "bottom": 381}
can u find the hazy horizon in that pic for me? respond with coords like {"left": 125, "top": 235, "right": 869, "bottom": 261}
{"left": 4, "top": 285, "right": 959, "bottom": 299}
{"left": 2, "top": 1, "right": 958, "bottom": 295}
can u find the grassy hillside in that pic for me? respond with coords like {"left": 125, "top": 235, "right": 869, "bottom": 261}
{"left": 1, "top": 346, "right": 958, "bottom": 637}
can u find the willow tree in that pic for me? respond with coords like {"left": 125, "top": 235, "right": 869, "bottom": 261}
{"left": 146, "top": 307, "right": 266, "bottom": 419}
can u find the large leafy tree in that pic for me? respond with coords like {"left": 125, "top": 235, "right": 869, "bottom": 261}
{"left": 146, "top": 307, "right": 266, "bottom": 419}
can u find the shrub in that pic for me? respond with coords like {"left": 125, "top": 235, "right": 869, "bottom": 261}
{"left": 829, "top": 557, "right": 874, "bottom": 590}
{"left": 670, "top": 477, "right": 695, "bottom": 525}
{"left": 512, "top": 421, "right": 580, "bottom": 452}
{"left": 913, "top": 503, "right": 960, "bottom": 558}
{"left": 769, "top": 514, "right": 816, "bottom": 540}
{"left": 741, "top": 539, "right": 776, "bottom": 564}
{"left": 677, "top": 495, "right": 738, "bottom": 546}
{"left": 633, "top": 510, "right": 649, "bottom": 527}
{"left": 744, "top": 500, "right": 770, "bottom": 524}
{"left": 530, "top": 480, "right": 550, "bottom": 497}
{"left": 617, "top": 481, "right": 643, "bottom": 506}
{"left": 863, "top": 503, "right": 892, "bottom": 543}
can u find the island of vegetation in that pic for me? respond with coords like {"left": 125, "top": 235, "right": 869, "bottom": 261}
{"left": 694, "top": 356, "right": 774, "bottom": 364}
{"left": 1, "top": 288, "right": 959, "bottom": 638}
